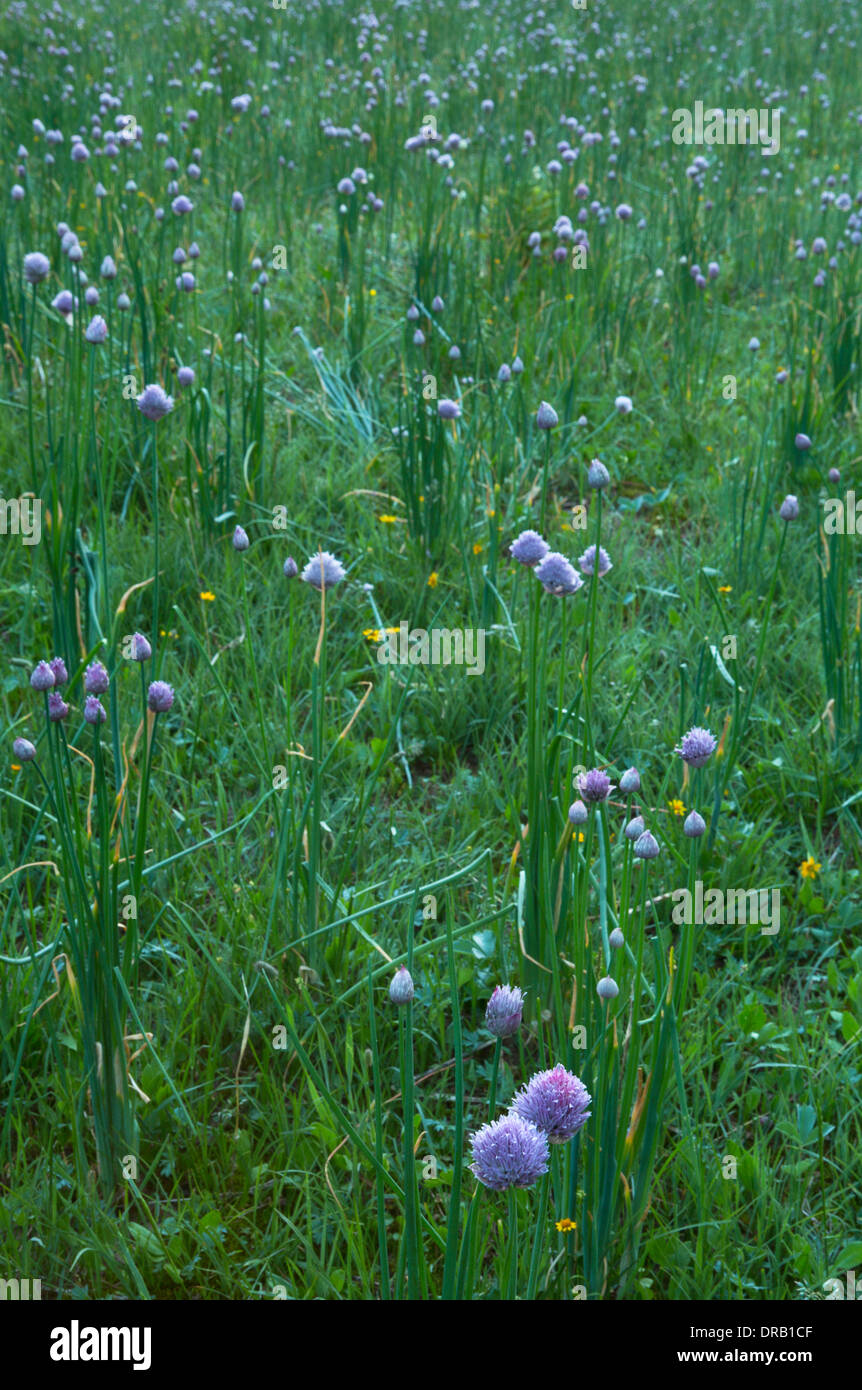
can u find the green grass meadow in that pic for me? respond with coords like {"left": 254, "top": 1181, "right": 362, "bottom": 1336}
{"left": 1, "top": 0, "right": 861, "bottom": 1303}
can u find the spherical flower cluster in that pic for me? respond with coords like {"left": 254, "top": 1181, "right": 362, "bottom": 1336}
{"left": 84, "top": 661, "right": 109, "bottom": 695}
{"left": 300, "top": 551, "right": 346, "bottom": 590}
{"left": 137, "top": 384, "right": 174, "bottom": 421}
{"left": 485, "top": 984, "right": 524, "bottom": 1038}
{"left": 147, "top": 681, "right": 175, "bottom": 714}
{"left": 676, "top": 725, "right": 717, "bottom": 768}
{"left": 535, "top": 552, "right": 583, "bottom": 596}
{"left": 779, "top": 494, "right": 799, "bottom": 521}
{"left": 24, "top": 252, "right": 51, "bottom": 284}
{"left": 469, "top": 1113, "right": 550, "bottom": 1191}
{"left": 578, "top": 544, "right": 613, "bottom": 577}
{"left": 510, "top": 1063, "right": 592, "bottom": 1144}
{"left": 510, "top": 529, "right": 549, "bottom": 567}
{"left": 577, "top": 768, "right": 615, "bottom": 803}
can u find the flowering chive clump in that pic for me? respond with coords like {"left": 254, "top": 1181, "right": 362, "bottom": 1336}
{"left": 510, "top": 1063, "right": 592, "bottom": 1143}
{"left": 469, "top": 1113, "right": 549, "bottom": 1191}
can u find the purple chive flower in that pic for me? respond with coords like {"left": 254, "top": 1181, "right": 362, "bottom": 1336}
{"left": 231, "top": 190, "right": 245, "bottom": 211}
{"left": 779, "top": 494, "right": 799, "bottom": 520}
{"left": 568, "top": 799, "right": 588, "bottom": 825}
{"left": 11, "top": 185, "right": 25, "bottom": 202}
{"left": 129, "top": 632, "right": 152, "bottom": 662}
{"left": 676, "top": 725, "right": 717, "bottom": 768}
{"left": 828, "top": 467, "right": 840, "bottom": 485}
{"left": 535, "top": 400, "right": 558, "bottom": 430}
{"left": 84, "top": 695, "right": 107, "bottom": 724}
{"left": 794, "top": 433, "right": 812, "bottom": 450}
{"left": 511, "top": 356, "right": 524, "bottom": 375}
{"left": 633, "top": 830, "right": 660, "bottom": 860}
{"left": 437, "top": 398, "right": 461, "bottom": 420}
{"left": 388, "top": 965, "right": 414, "bottom": 1005}
{"left": 684, "top": 810, "right": 706, "bottom": 838}
{"left": 47, "top": 692, "right": 69, "bottom": 721}
{"left": 535, "top": 552, "right": 583, "bottom": 596}
{"left": 13, "top": 737, "right": 37, "bottom": 762}
{"left": 283, "top": 557, "right": 299, "bottom": 579}
{"left": 597, "top": 976, "right": 619, "bottom": 1000}
{"left": 431, "top": 295, "right": 445, "bottom": 312}
{"left": 300, "top": 551, "right": 346, "bottom": 590}
{"left": 177, "top": 366, "right": 195, "bottom": 387}
{"left": 49, "top": 657, "right": 68, "bottom": 686}
{"left": 510, "top": 529, "right": 549, "bottom": 567}
{"left": 412, "top": 329, "right": 425, "bottom": 346}
{"left": 497, "top": 363, "right": 512, "bottom": 383}
{"left": 84, "top": 661, "right": 109, "bottom": 695}
{"left": 171, "top": 195, "right": 193, "bottom": 215}
{"left": 147, "top": 681, "right": 175, "bottom": 714}
{"left": 587, "top": 458, "right": 610, "bottom": 489}
{"left": 24, "top": 252, "right": 51, "bottom": 284}
{"left": 232, "top": 525, "right": 250, "bottom": 552}
{"left": 609, "top": 927, "right": 625, "bottom": 949}
{"left": 615, "top": 203, "right": 633, "bottom": 221}
{"left": 577, "top": 768, "right": 615, "bottom": 803}
{"left": 776, "top": 369, "right": 789, "bottom": 383}
{"left": 136, "top": 384, "right": 174, "bottom": 421}
{"left": 84, "top": 315, "right": 108, "bottom": 344}
{"left": 625, "top": 814, "right": 645, "bottom": 840}
{"left": 337, "top": 177, "right": 356, "bottom": 196}
{"left": 30, "top": 661, "right": 55, "bottom": 691}
{"left": 578, "top": 544, "right": 613, "bottom": 577}
{"left": 510, "top": 1063, "right": 592, "bottom": 1144}
{"left": 485, "top": 984, "right": 524, "bottom": 1038}
{"left": 52, "top": 290, "right": 75, "bottom": 314}
{"left": 619, "top": 767, "right": 640, "bottom": 794}
{"left": 614, "top": 394, "right": 633, "bottom": 415}
{"left": 748, "top": 337, "right": 760, "bottom": 352}
{"left": 100, "top": 255, "right": 117, "bottom": 280}
{"left": 469, "top": 1113, "right": 549, "bottom": 1191}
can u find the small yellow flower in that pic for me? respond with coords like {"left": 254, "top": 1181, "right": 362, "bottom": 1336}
{"left": 200, "top": 591, "right": 215, "bottom": 602}
{"left": 473, "top": 543, "right": 483, "bottom": 555}
{"left": 363, "top": 629, "right": 382, "bottom": 642}
{"left": 718, "top": 585, "right": 732, "bottom": 594}
{"left": 572, "top": 830, "right": 585, "bottom": 844}
{"left": 799, "top": 856, "right": 821, "bottom": 880}
{"left": 556, "top": 1217, "right": 577, "bottom": 1233}
{"left": 427, "top": 572, "right": 439, "bottom": 588}
{"left": 378, "top": 514, "right": 399, "bottom": 524}
{"left": 369, "top": 289, "right": 377, "bottom": 297}
{"left": 11, "top": 763, "right": 21, "bottom": 772}
{"left": 668, "top": 799, "right": 686, "bottom": 817}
